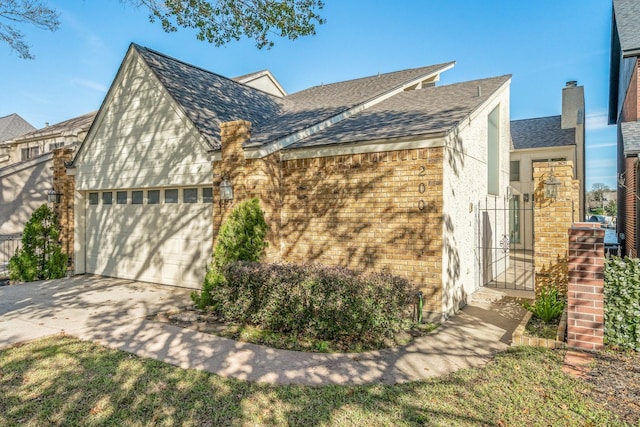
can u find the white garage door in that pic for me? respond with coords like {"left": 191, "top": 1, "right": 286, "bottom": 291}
{"left": 85, "top": 187, "right": 213, "bottom": 288}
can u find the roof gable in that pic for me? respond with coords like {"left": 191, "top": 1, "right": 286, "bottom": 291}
{"left": 510, "top": 116, "right": 575, "bottom": 150}
{"left": 233, "top": 69, "right": 287, "bottom": 97}
{"left": 12, "top": 112, "right": 95, "bottom": 143}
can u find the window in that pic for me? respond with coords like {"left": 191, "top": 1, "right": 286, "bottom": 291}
{"left": 20, "top": 146, "right": 39, "bottom": 161}
{"left": 202, "top": 188, "right": 213, "bottom": 203}
{"left": 509, "top": 195, "right": 520, "bottom": 244}
{"left": 184, "top": 188, "right": 198, "bottom": 203}
{"left": 89, "top": 192, "right": 98, "bottom": 205}
{"left": 102, "top": 192, "right": 112, "bottom": 205}
{"left": 49, "top": 142, "right": 64, "bottom": 151}
{"left": 165, "top": 189, "right": 178, "bottom": 204}
{"left": 132, "top": 190, "right": 143, "bottom": 205}
{"left": 116, "top": 191, "right": 127, "bottom": 204}
{"left": 148, "top": 190, "right": 160, "bottom": 204}
{"left": 510, "top": 161, "right": 520, "bottom": 182}
{"left": 487, "top": 105, "right": 500, "bottom": 195}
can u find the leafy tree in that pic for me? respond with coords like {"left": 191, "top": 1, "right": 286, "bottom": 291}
{"left": 141, "top": 0, "right": 325, "bottom": 49}
{"left": 0, "top": 0, "right": 60, "bottom": 59}
{"left": 605, "top": 199, "right": 617, "bottom": 217}
{"left": 8, "top": 203, "right": 68, "bottom": 282}
{"left": 589, "top": 182, "right": 610, "bottom": 205}
{"left": 3, "top": 0, "right": 325, "bottom": 59}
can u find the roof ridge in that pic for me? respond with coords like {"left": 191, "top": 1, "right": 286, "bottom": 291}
{"left": 133, "top": 44, "right": 283, "bottom": 101}
{"left": 291, "top": 61, "right": 456, "bottom": 94}
{"left": 511, "top": 115, "right": 562, "bottom": 123}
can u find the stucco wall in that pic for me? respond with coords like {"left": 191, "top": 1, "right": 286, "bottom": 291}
{"left": 0, "top": 154, "right": 52, "bottom": 235}
{"left": 441, "top": 85, "right": 510, "bottom": 315}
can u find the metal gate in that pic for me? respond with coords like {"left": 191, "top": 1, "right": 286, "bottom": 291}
{"left": 0, "top": 234, "right": 21, "bottom": 281}
{"left": 476, "top": 193, "right": 534, "bottom": 291}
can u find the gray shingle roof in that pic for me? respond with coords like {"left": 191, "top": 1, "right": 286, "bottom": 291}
{"left": 14, "top": 111, "right": 95, "bottom": 141}
{"left": 0, "top": 113, "right": 36, "bottom": 143}
{"left": 621, "top": 120, "right": 640, "bottom": 154}
{"left": 136, "top": 45, "right": 285, "bottom": 150}
{"left": 287, "top": 75, "right": 511, "bottom": 149}
{"left": 248, "top": 62, "right": 455, "bottom": 147}
{"left": 510, "top": 116, "right": 575, "bottom": 150}
{"left": 614, "top": 0, "right": 640, "bottom": 55}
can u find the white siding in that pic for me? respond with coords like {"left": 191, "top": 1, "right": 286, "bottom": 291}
{"left": 441, "top": 83, "right": 511, "bottom": 316}
{"left": 73, "top": 50, "right": 214, "bottom": 288}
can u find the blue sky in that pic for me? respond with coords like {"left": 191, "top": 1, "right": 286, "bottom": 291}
{"left": 1, "top": 0, "right": 617, "bottom": 190}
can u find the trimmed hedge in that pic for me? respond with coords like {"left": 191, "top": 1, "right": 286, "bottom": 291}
{"left": 604, "top": 256, "right": 640, "bottom": 350}
{"left": 211, "top": 262, "right": 416, "bottom": 342}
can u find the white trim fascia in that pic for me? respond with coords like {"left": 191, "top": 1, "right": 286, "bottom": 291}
{"left": 280, "top": 133, "right": 449, "bottom": 161}
{"left": 244, "top": 63, "right": 456, "bottom": 159}
{"left": 510, "top": 145, "right": 576, "bottom": 154}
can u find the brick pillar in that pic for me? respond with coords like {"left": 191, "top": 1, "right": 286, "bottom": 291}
{"left": 533, "top": 161, "right": 580, "bottom": 296}
{"left": 213, "top": 120, "right": 282, "bottom": 262}
{"left": 567, "top": 223, "right": 604, "bottom": 350}
{"left": 52, "top": 148, "right": 75, "bottom": 273}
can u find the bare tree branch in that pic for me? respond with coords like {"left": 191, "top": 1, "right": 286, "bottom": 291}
{"left": 0, "top": 0, "right": 60, "bottom": 59}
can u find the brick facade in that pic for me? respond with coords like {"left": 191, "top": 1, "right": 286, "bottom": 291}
{"left": 624, "top": 157, "right": 637, "bottom": 258}
{"left": 533, "top": 161, "right": 580, "bottom": 295}
{"left": 52, "top": 148, "right": 75, "bottom": 272}
{"left": 567, "top": 223, "right": 604, "bottom": 350}
{"left": 215, "top": 121, "right": 445, "bottom": 313}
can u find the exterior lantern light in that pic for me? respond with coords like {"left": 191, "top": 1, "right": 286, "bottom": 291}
{"left": 47, "top": 188, "right": 62, "bottom": 204}
{"left": 544, "top": 169, "right": 561, "bottom": 200}
{"left": 219, "top": 175, "right": 233, "bottom": 201}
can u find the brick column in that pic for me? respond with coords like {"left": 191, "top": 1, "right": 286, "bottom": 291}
{"left": 567, "top": 223, "right": 604, "bottom": 350}
{"left": 52, "top": 148, "right": 75, "bottom": 273}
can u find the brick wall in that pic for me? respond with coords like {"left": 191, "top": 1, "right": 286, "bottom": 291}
{"left": 624, "top": 157, "right": 637, "bottom": 257}
{"left": 567, "top": 223, "right": 604, "bottom": 350}
{"left": 215, "top": 121, "right": 445, "bottom": 313}
{"left": 533, "top": 161, "right": 580, "bottom": 295}
{"left": 282, "top": 148, "right": 444, "bottom": 311}
{"left": 52, "top": 148, "right": 75, "bottom": 272}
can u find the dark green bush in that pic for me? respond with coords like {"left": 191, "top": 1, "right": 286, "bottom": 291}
{"left": 9, "top": 204, "right": 68, "bottom": 282}
{"left": 524, "top": 287, "right": 565, "bottom": 323}
{"left": 211, "top": 262, "right": 415, "bottom": 343}
{"left": 604, "top": 256, "right": 640, "bottom": 350}
{"left": 192, "top": 198, "right": 269, "bottom": 309}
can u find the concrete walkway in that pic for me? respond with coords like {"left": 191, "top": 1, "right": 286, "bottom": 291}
{"left": 0, "top": 275, "right": 528, "bottom": 385}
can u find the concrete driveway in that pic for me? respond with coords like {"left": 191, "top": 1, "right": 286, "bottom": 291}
{"left": 0, "top": 275, "right": 527, "bottom": 386}
{"left": 0, "top": 275, "right": 191, "bottom": 347}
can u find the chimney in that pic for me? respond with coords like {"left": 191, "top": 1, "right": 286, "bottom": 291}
{"left": 561, "top": 80, "right": 584, "bottom": 129}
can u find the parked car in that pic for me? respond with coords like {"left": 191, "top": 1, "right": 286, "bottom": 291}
{"left": 588, "top": 215, "right": 615, "bottom": 228}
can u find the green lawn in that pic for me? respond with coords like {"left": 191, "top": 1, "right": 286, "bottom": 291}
{"left": 0, "top": 335, "right": 622, "bottom": 426}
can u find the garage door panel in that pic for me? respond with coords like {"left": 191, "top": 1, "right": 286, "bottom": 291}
{"left": 85, "top": 189, "right": 213, "bottom": 288}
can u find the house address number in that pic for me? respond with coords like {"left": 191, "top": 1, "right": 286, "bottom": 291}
{"left": 418, "top": 166, "right": 426, "bottom": 211}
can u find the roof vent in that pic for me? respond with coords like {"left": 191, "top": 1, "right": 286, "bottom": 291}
{"left": 45, "top": 122, "right": 49, "bottom": 127}
{"left": 566, "top": 80, "right": 577, "bottom": 87}
{"left": 477, "top": 86, "right": 482, "bottom": 97}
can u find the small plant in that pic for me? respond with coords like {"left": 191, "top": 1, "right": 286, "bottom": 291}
{"left": 524, "top": 287, "right": 565, "bottom": 323}
{"left": 191, "top": 198, "right": 269, "bottom": 308}
{"left": 8, "top": 204, "right": 68, "bottom": 282}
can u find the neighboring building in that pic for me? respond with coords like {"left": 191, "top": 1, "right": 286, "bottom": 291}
{"left": 0, "top": 112, "right": 95, "bottom": 167}
{"left": 0, "top": 112, "right": 95, "bottom": 244}
{"left": 0, "top": 113, "right": 36, "bottom": 146}
{"left": 509, "top": 82, "right": 586, "bottom": 250}
{"left": 64, "top": 43, "right": 511, "bottom": 319}
{"left": 610, "top": 0, "right": 640, "bottom": 257}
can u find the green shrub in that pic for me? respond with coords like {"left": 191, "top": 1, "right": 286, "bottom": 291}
{"left": 210, "top": 262, "right": 415, "bottom": 343}
{"left": 8, "top": 204, "right": 68, "bottom": 282}
{"left": 604, "top": 256, "right": 640, "bottom": 350}
{"left": 192, "top": 198, "right": 269, "bottom": 308}
{"left": 213, "top": 198, "right": 269, "bottom": 271}
{"left": 524, "top": 287, "right": 565, "bottom": 323}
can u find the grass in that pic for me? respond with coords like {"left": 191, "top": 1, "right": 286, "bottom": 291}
{"left": 153, "top": 310, "right": 439, "bottom": 353}
{"left": 524, "top": 314, "right": 561, "bottom": 340}
{"left": 0, "top": 335, "right": 624, "bottom": 426}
